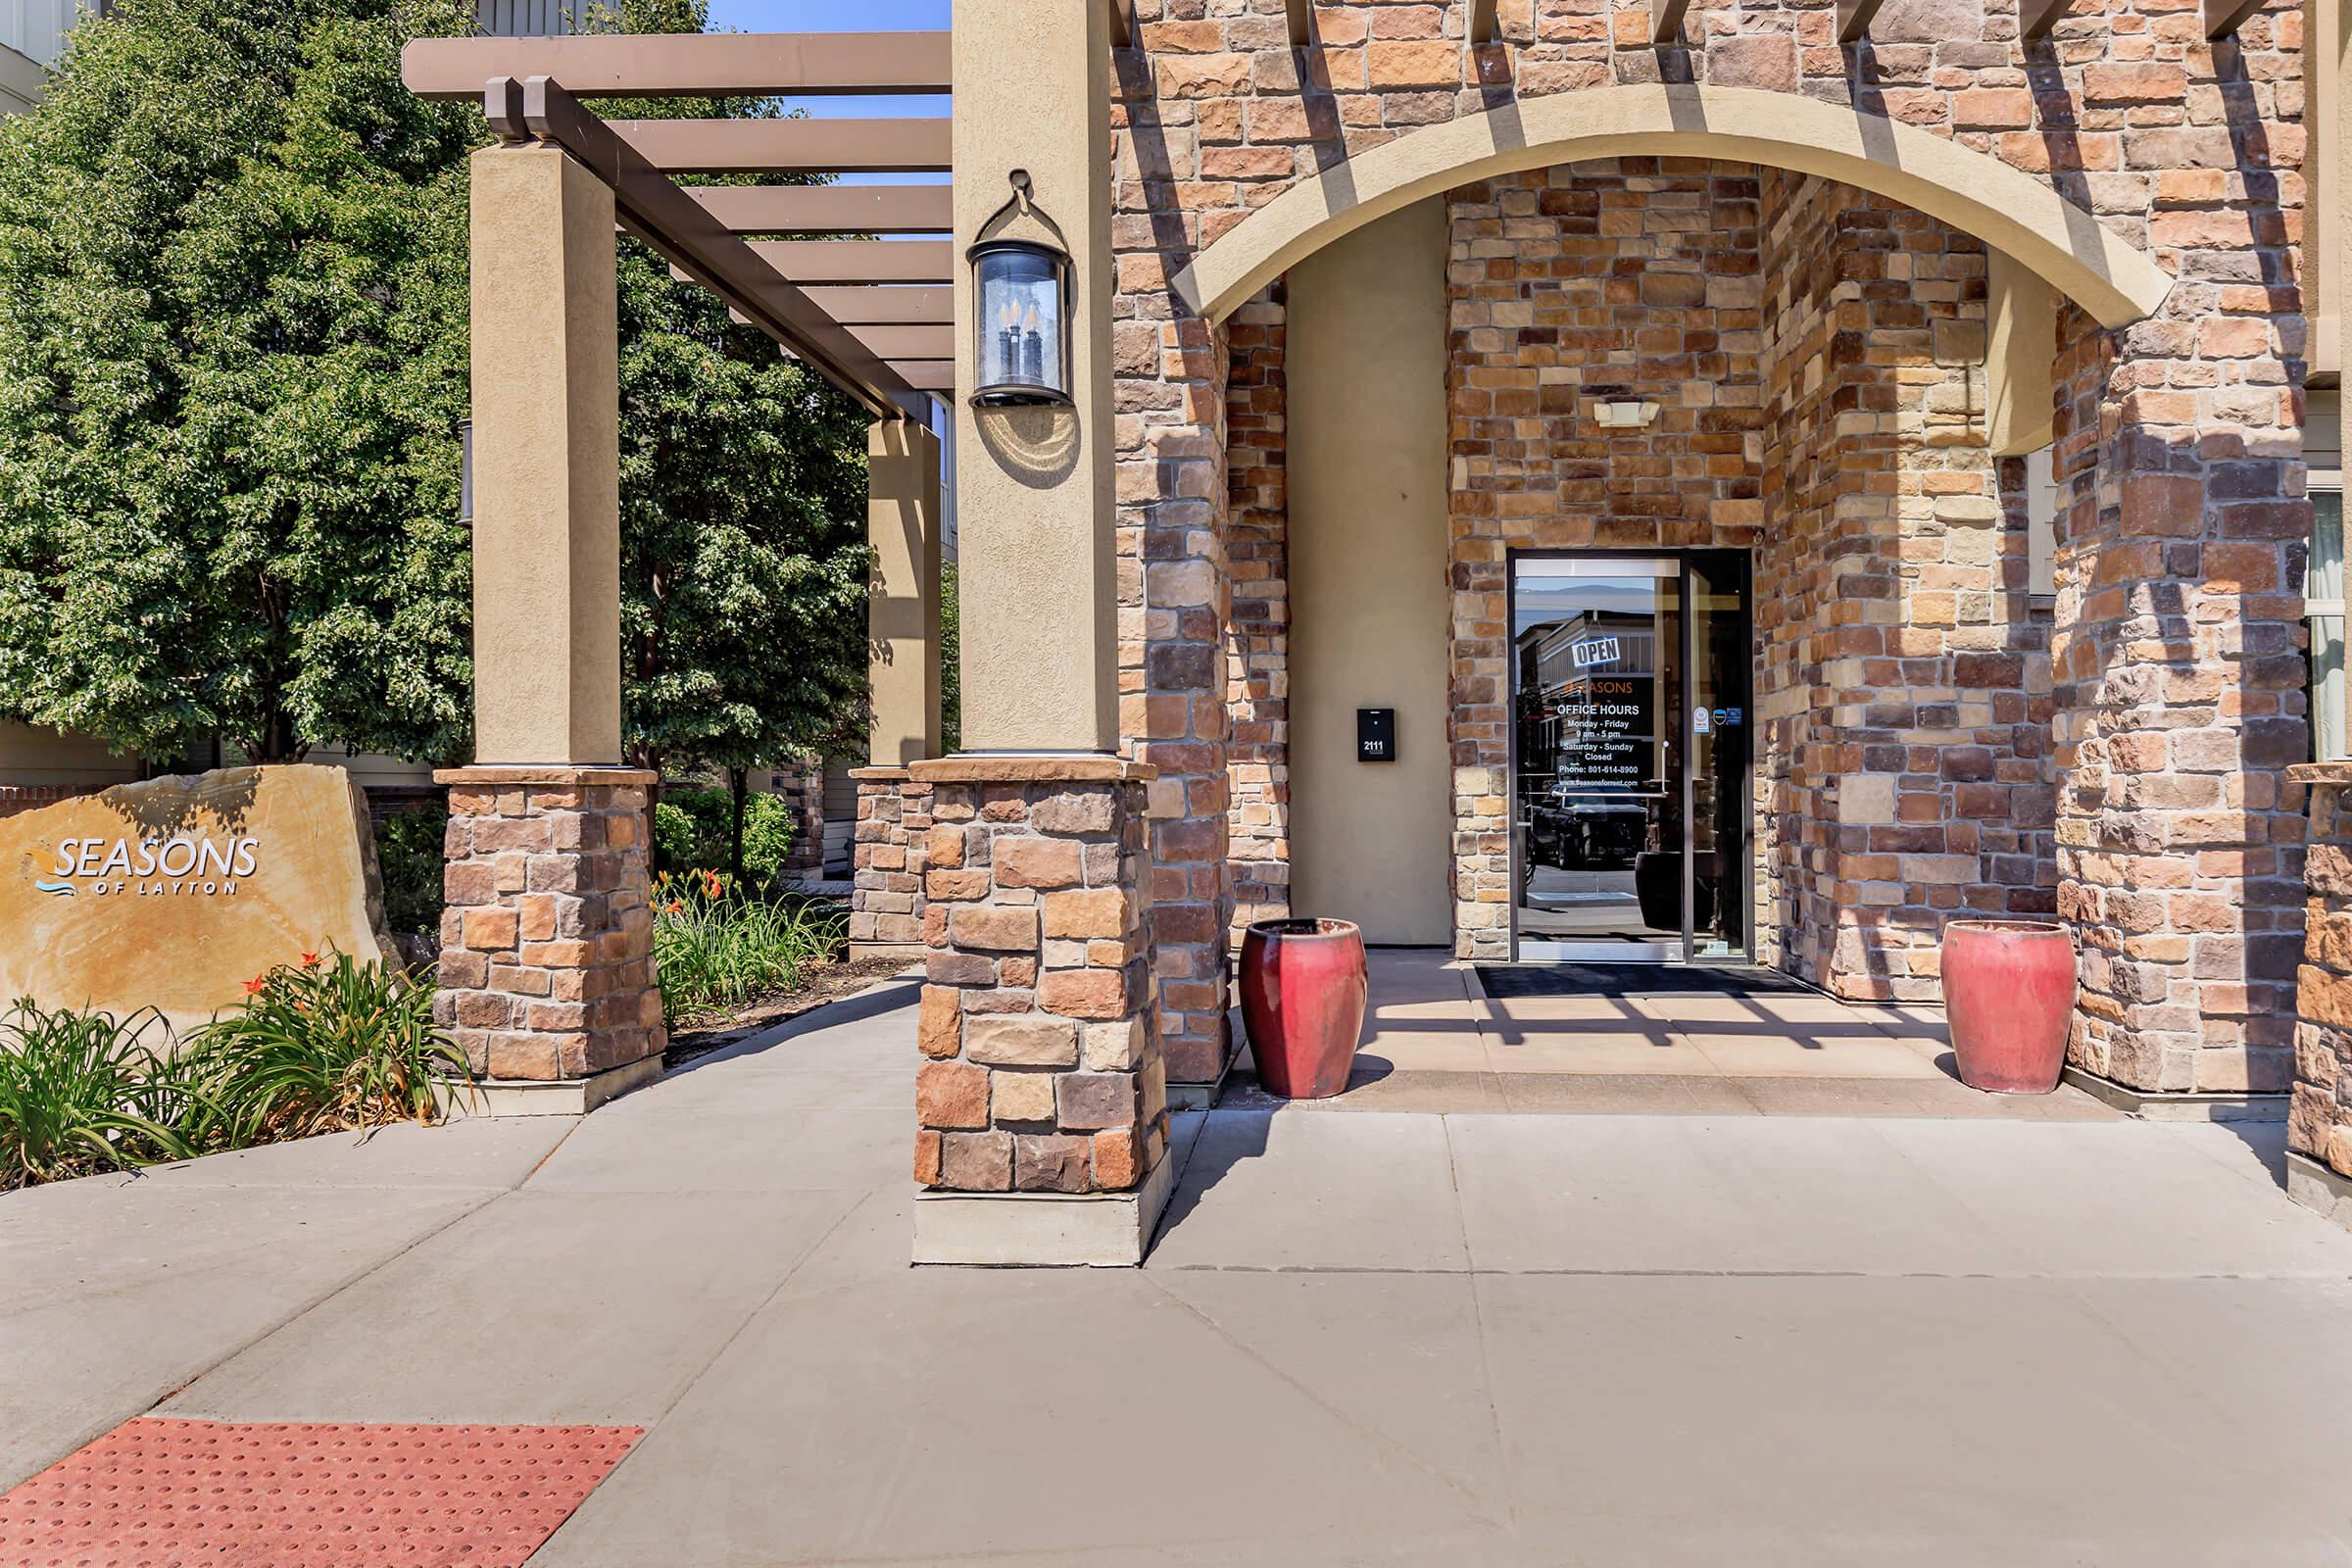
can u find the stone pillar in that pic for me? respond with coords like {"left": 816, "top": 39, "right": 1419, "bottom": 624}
{"left": 866, "top": 418, "right": 943, "bottom": 767}
{"left": 436, "top": 142, "right": 660, "bottom": 1112}
{"left": 909, "top": 758, "right": 1169, "bottom": 1266}
{"left": 848, "top": 766, "right": 931, "bottom": 956}
{"left": 2290, "top": 766, "right": 2352, "bottom": 1227}
{"left": 433, "top": 768, "right": 662, "bottom": 1114}
{"left": 2048, "top": 301, "right": 2307, "bottom": 1099}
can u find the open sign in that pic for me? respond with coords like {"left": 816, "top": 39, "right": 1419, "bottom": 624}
{"left": 1570, "top": 635, "right": 1622, "bottom": 669}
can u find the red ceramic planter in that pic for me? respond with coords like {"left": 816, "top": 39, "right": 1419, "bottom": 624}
{"left": 1940, "top": 918, "right": 2077, "bottom": 1094}
{"left": 1239, "top": 918, "right": 1369, "bottom": 1100}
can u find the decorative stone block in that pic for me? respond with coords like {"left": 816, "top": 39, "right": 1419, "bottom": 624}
{"left": 433, "top": 766, "right": 662, "bottom": 1085}
{"left": 848, "top": 767, "right": 929, "bottom": 955}
{"left": 907, "top": 758, "right": 1164, "bottom": 1197}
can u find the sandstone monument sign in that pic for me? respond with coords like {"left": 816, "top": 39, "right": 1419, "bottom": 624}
{"left": 0, "top": 764, "right": 395, "bottom": 1035}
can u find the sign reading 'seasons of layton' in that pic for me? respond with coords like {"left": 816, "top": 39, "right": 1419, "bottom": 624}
{"left": 0, "top": 764, "right": 394, "bottom": 1036}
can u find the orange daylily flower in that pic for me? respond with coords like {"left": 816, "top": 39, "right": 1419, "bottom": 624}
{"left": 300, "top": 951, "right": 320, "bottom": 967}
{"left": 243, "top": 975, "right": 268, "bottom": 995}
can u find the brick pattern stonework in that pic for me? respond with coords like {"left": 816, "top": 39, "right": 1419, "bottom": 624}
{"left": 849, "top": 768, "right": 929, "bottom": 953}
{"left": 911, "top": 767, "right": 1167, "bottom": 1195}
{"left": 1446, "top": 161, "right": 1770, "bottom": 959}
{"left": 1096, "top": 0, "right": 2304, "bottom": 1084}
{"left": 2293, "top": 772, "right": 2352, "bottom": 1171}
{"left": 767, "top": 760, "right": 826, "bottom": 880}
{"left": 1225, "top": 287, "right": 1290, "bottom": 938}
{"left": 433, "top": 767, "right": 662, "bottom": 1082}
{"left": 1754, "top": 168, "right": 2054, "bottom": 999}
{"left": 2049, "top": 283, "right": 2308, "bottom": 1094}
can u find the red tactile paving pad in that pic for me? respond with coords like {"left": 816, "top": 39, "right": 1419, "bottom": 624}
{"left": 0, "top": 1417, "right": 643, "bottom": 1568}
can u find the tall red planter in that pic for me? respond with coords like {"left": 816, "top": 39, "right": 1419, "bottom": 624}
{"left": 1239, "top": 918, "right": 1369, "bottom": 1100}
{"left": 1940, "top": 919, "right": 2077, "bottom": 1094}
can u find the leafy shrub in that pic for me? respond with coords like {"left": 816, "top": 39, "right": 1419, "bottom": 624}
{"left": 653, "top": 786, "right": 796, "bottom": 890}
{"left": 0, "top": 1001, "right": 199, "bottom": 1188}
{"left": 182, "top": 953, "right": 467, "bottom": 1145}
{"left": 373, "top": 805, "right": 451, "bottom": 936}
{"left": 653, "top": 870, "right": 844, "bottom": 1023}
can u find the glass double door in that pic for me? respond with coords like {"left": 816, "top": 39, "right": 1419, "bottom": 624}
{"left": 1511, "top": 552, "right": 1751, "bottom": 962}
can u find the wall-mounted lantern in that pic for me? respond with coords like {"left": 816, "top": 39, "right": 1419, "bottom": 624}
{"left": 969, "top": 172, "right": 1072, "bottom": 407}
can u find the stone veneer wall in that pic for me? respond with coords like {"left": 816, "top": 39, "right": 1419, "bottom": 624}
{"left": 1225, "top": 287, "right": 1290, "bottom": 938}
{"left": 913, "top": 770, "right": 1168, "bottom": 1194}
{"left": 849, "top": 769, "right": 928, "bottom": 953}
{"left": 2292, "top": 774, "right": 2352, "bottom": 1174}
{"left": 1754, "top": 169, "right": 2053, "bottom": 1000}
{"left": 1446, "top": 161, "right": 1769, "bottom": 959}
{"left": 1117, "top": 0, "right": 2305, "bottom": 1081}
{"left": 435, "top": 767, "right": 663, "bottom": 1081}
{"left": 2049, "top": 284, "right": 2307, "bottom": 1094}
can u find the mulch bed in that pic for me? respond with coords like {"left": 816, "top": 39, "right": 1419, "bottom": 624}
{"left": 662, "top": 954, "right": 918, "bottom": 1067}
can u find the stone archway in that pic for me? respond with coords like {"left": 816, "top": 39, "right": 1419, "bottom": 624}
{"left": 1170, "top": 83, "right": 2173, "bottom": 332}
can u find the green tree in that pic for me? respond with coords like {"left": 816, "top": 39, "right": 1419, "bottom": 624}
{"left": 0, "top": 0, "right": 875, "bottom": 778}
{"left": 0, "top": 0, "right": 478, "bottom": 762}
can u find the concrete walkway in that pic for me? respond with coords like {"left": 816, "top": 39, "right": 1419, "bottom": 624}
{"left": 7, "top": 979, "right": 2352, "bottom": 1564}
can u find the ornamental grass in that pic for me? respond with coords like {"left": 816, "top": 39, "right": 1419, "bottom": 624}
{"left": 0, "top": 1001, "right": 200, "bottom": 1189}
{"left": 181, "top": 952, "right": 469, "bottom": 1147}
{"left": 652, "top": 869, "right": 846, "bottom": 1024}
{"left": 0, "top": 954, "right": 469, "bottom": 1190}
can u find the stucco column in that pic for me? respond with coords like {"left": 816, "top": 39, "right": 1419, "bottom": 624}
{"left": 866, "top": 417, "right": 943, "bottom": 766}
{"left": 434, "top": 142, "right": 659, "bottom": 1114}
{"left": 951, "top": 0, "right": 1117, "bottom": 754}
{"left": 466, "top": 142, "right": 621, "bottom": 768}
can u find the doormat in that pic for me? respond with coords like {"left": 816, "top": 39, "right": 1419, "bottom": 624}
{"left": 0, "top": 1417, "right": 642, "bottom": 1567}
{"left": 1475, "top": 962, "right": 1816, "bottom": 998}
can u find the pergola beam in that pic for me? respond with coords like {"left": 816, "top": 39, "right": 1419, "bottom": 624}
{"left": 1836, "top": 0, "right": 1886, "bottom": 40}
{"left": 489, "top": 75, "right": 913, "bottom": 417}
{"left": 745, "top": 240, "right": 955, "bottom": 284}
{"left": 608, "top": 117, "right": 950, "bottom": 174}
{"left": 799, "top": 285, "right": 951, "bottom": 324}
{"left": 1652, "top": 0, "right": 1690, "bottom": 40}
{"left": 2203, "top": 0, "right": 2263, "bottom": 36}
{"left": 1469, "top": 0, "right": 1499, "bottom": 44}
{"left": 403, "top": 31, "right": 952, "bottom": 100}
{"left": 1103, "top": 0, "right": 1132, "bottom": 47}
{"left": 1286, "top": 0, "right": 1311, "bottom": 47}
{"left": 688, "top": 184, "right": 951, "bottom": 234}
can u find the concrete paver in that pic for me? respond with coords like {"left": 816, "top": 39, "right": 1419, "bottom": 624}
{"left": 8, "top": 973, "right": 2352, "bottom": 1564}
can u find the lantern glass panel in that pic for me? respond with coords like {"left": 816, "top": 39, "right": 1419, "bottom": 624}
{"left": 973, "top": 245, "right": 1066, "bottom": 401}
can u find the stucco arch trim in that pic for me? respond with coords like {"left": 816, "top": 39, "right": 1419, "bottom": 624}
{"left": 1171, "top": 83, "right": 2173, "bottom": 330}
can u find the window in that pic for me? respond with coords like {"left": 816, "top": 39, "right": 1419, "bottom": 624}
{"left": 2314, "top": 482, "right": 2346, "bottom": 762}
{"left": 2025, "top": 445, "right": 2059, "bottom": 604}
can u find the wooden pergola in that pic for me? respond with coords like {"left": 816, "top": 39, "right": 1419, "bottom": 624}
{"left": 403, "top": 31, "right": 955, "bottom": 417}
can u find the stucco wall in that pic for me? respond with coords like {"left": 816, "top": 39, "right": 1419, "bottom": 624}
{"left": 1286, "top": 200, "right": 1453, "bottom": 944}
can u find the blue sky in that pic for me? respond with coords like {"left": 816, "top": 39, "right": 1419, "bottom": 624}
{"left": 708, "top": 0, "right": 948, "bottom": 130}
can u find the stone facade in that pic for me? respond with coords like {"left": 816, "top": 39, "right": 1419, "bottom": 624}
{"left": 433, "top": 766, "right": 663, "bottom": 1083}
{"left": 910, "top": 762, "right": 1168, "bottom": 1196}
{"left": 849, "top": 767, "right": 929, "bottom": 954}
{"left": 1753, "top": 168, "right": 2056, "bottom": 998}
{"left": 1225, "top": 287, "right": 1291, "bottom": 939}
{"left": 767, "top": 760, "right": 827, "bottom": 880}
{"left": 1099, "top": 0, "right": 2309, "bottom": 1087}
{"left": 2292, "top": 769, "right": 2352, "bottom": 1172}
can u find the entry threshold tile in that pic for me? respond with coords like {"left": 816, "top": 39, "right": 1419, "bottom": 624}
{"left": 0, "top": 1417, "right": 640, "bottom": 1567}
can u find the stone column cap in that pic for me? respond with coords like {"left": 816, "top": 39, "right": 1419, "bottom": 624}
{"left": 907, "top": 754, "right": 1157, "bottom": 784}
{"left": 433, "top": 765, "right": 659, "bottom": 786}
{"left": 847, "top": 766, "right": 913, "bottom": 782}
{"left": 2289, "top": 763, "right": 2352, "bottom": 787}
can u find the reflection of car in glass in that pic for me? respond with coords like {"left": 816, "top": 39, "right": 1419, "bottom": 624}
{"left": 1529, "top": 783, "right": 1647, "bottom": 867}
